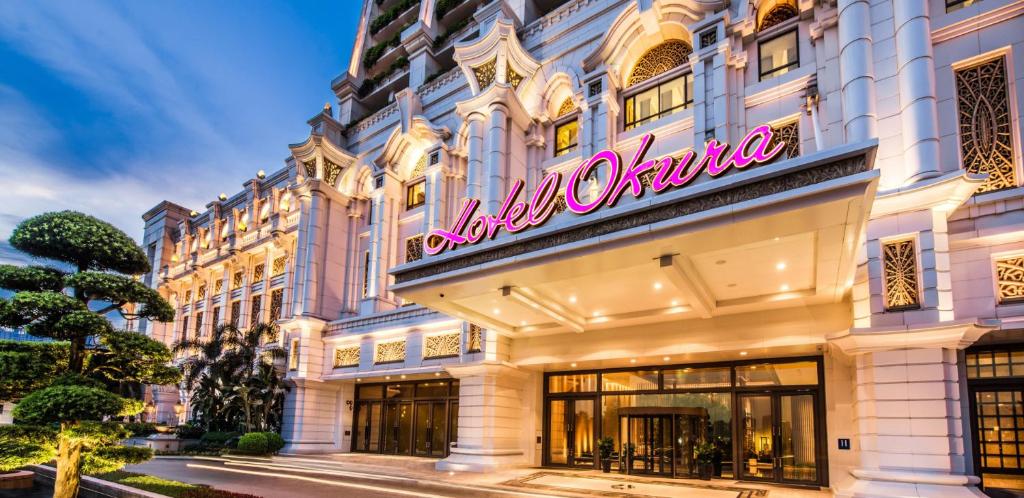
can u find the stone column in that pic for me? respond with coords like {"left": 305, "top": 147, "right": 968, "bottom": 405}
{"left": 894, "top": 0, "right": 941, "bottom": 183}
{"left": 422, "top": 163, "right": 446, "bottom": 238}
{"left": 281, "top": 378, "right": 343, "bottom": 454}
{"left": 465, "top": 114, "right": 486, "bottom": 201}
{"left": 436, "top": 362, "right": 539, "bottom": 472}
{"left": 485, "top": 103, "right": 509, "bottom": 213}
{"left": 364, "top": 176, "right": 399, "bottom": 313}
{"left": 691, "top": 52, "right": 710, "bottom": 143}
{"left": 829, "top": 322, "right": 995, "bottom": 498}
{"left": 711, "top": 46, "right": 731, "bottom": 143}
{"left": 291, "top": 184, "right": 326, "bottom": 317}
{"left": 838, "top": 0, "right": 878, "bottom": 142}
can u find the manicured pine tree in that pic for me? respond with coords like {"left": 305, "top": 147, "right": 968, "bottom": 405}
{"left": 0, "top": 211, "right": 181, "bottom": 498}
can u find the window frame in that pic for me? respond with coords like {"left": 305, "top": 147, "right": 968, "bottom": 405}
{"left": 757, "top": 27, "right": 800, "bottom": 81}
{"left": 405, "top": 179, "right": 426, "bottom": 211}
{"left": 621, "top": 65, "right": 694, "bottom": 131}
{"left": 552, "top": 114, "right": 579, "bottom": 157}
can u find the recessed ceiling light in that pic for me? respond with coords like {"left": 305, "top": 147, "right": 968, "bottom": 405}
{"left": 670, "top": 300, "right": 679, "bottom": 307}
{"left": 434, "top": 372, "right": 441, "bottom": 377}
{"left": 630, "top": 359, "right": 637, "bottom": 364}
{"left": 401, "top": 374, "right": 407, "bottom": 379}
{"left": 520, "top": 320, "right": 527, "bottom": 326}
{"left": 739, "top": 351, "right": 748, "bottom": 356}
{"left": 780, "top": 284, "right": 790, "bottom": 291}
{"left": 356, "top": 378, "right": 362, "bottom": 382}
{"left": 493, "top": 308, "right": 501, "bottom": 314}
{"left": 653, "top": 282, "right": 662, "bottom": 290}
{"left": 568, "top": 295, "right": 577, "bottom": 303}
{"left": 592, "top": 311, "right": 601, "bottom": 317}
{"left": 776, "top": 262, "right": 786, "bottom": 271}
{"left": 385, "top": 375, "right": 391, "bottom": 380}
{"left": 570, "top": 362, "right": 577, "bottom": 367}
{"left": 773, "top": 237, "right": 780, "bottom": 242}
{"left": 663, "top": 356, "right": 670, "bottom": 361}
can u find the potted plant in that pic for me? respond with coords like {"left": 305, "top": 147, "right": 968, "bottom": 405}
{"left": 694, "top": 441, "right": 716, "bottom": 480}
{"left": 746, "top": 449, "right": 759, "bottom": 471}
{"left": 597, "top": 437, "right": 615, "bottom": 473}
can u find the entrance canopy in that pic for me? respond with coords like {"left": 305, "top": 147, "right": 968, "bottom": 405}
{"left": 391, "top": 141, "right": 878, "bottom": 336}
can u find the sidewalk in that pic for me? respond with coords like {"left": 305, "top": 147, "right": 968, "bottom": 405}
{"left": 147, "top": 453, "right": 834, "bottom": 498}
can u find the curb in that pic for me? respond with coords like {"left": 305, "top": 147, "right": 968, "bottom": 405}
{"left": 30, "top": 465, "right": 167, "bottom": 498}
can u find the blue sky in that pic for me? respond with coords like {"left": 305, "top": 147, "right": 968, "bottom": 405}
{"left": 0, "top": 0, "right": 359, "bottom": 264}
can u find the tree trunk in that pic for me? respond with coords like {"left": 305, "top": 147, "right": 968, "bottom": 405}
{"left": 68, "top": 336, "right": 85, "bottom": 374}
{"left": 54, "top": 431, "right": 83, "bottom": 498}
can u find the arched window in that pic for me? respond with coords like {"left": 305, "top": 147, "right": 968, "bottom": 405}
{"left": 553, "top": 97, "right": 579, "bottom": 157}
{"left": 626, "top": 40, "right": 693, "bottom": 87}
{"left": 758, "top": 3, "right": 798, "bottom": 32}
{"left": 405, "top": 154, "right": 427, "bottom": 210}
{"left": 623, "top": 40, "right": 695, "bottom": 130}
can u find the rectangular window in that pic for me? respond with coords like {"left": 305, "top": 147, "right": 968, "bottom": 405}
{"left": 229, "top": 300, "right": 241, "bottom": 328}
{"left": 362, "top": 251, "right": 371, "bottom": 298}
{"left": 194, "top": 311, "right": 204, "bottom": 338}
{"left": 554, "top": 120, "right": 579, "bottom": 157}
{"left": 966, "top": 349, "right": 1024, "bottom": 379}
{"left": 272, "top": 256, "right": 287, "bottom": 277}
{"left": 601, "top": 370, "right": 658, "bottom": 392}
{"left": 406, "top": 180, "right": 426, "bottom": 210}
{"left": 946, "top": 0, "right": 975, "bottom": 12}
{"left": 758, "top": 29, "right": 799, "bottom": 80}
{"left": 357, "top": 385, "right": 383, "bottom": 399}
{"left": 995, "top": 255, "right": 1024, "bottom": 304}
{"left": 623, "top": 73, "right": 693, "bottom": 130}
{"left": 232, "top": 270, "right": 244, "bottom": 289}
{"left": 405, "top": 235, "right": 423, "bottom": 263}
{"left": 548, "top": 373, "right": 598, "bottom": 393}
{"left": 180, "top": 315, "right": 190, "bottom": 341}
{"left": 974, "top": 390, "right": 1024, "bottom": 472}
{"left": 211, "top": 307, "right": 220, "bottom": 329}
{"left": 252, "top": 263, "right": 265, "bottom": 283}
{"left": 270, "top": 289, "right": 283, "bottom": 320}
{"left": 250, "top": 295, "right": 262, "bottom": 324}
{"left": 735, "top": 361, "right": 818, "bottom": 386}
{"left": 882, "top": 238, "right": 921, "bottom": 310}
{"left": 955, "top": 56, "right": 1016, "bottom": 193}
{"left": 664, "top": 366, "right": 732, "bottom": 389}
{"left": 288, "top": 338, "right": 299, "bottom": 371}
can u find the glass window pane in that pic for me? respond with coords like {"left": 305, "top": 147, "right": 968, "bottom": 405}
{"left": 736, "top": 361, "right": 818, "bottom": 386}
{"left": 759, "top": 31, "right": 798, "bottom": 79}
{"left": 664, "top": 367, "right": 731, "bottom": 389}
{"left": 416, "top": 381, "right": 448, "bottom": 398}
{"left": 685, "top": 73, "right": 694, "bottom": 106}
{"left": 406, "top": 181, "right": 425, "bottom": 209}
{"left": 659, "top": 76, "right": 685, "bottom": 113}
{"left": 358, "top": 385, "right": 383, "bottom": 399}
{"left": 555, "top": 120, "right": 579, "bottom": 156}
{"left": 548, "top": 373, "right": 597, "bottom": 393}
{"left": 601, "top": 370, "right": 658, "bottom": 392}
{"left": 630, "top": 85, "right": 659, "bottom": 127}
{"left": 385, "top": 384, "right": 414, "bottom": 398}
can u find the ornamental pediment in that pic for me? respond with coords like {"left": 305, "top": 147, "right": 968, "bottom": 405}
{"left": 453, "top": 14, "right": 539, "bottom": 97}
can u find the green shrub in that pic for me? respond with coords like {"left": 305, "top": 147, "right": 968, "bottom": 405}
{"left": 182, "top": 488, "right": 263, "bottom": 498}
{"left": 263, "top": 432, "right": 285, "bottom": 453}
{"left": 175, "top": 423, "right": 206, "bottom": 440}
{"left": 199, "top": 431, "right": 238, "bottom": 447}
{"left": 124, "top": 422, "right": 158, "bottom": 437}
{"left": 235, "top": 433, "right": 268, "bottom": 455}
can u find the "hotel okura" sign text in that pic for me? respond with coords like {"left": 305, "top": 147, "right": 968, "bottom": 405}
{"left": 423, "top": 124, "right": 785, "bottom": 256}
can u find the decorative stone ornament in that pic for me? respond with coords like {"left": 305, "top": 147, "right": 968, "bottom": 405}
{"left": 453, "top": 15, "right": 540, "bottom": 96}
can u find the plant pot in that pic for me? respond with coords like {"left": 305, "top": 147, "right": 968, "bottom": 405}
{"left": 601, "top": 458, "right": 612, "bottom": 473}
{"left": 697, "top": 462, "right": 713, "bottom": 481}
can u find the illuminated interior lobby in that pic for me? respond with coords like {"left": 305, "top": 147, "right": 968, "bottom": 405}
{"left": 140, "top": 0, "right": 1024, "bottom": 496}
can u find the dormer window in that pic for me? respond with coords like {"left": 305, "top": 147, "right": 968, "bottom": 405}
{"left": 406, "top": 180, "right": 426, "bottom": 210}
{"left": 553, "top": 98, "right": 579, "bottom": 157}
{"left": 622, "top": 40, "right": 694, "bottom": 131}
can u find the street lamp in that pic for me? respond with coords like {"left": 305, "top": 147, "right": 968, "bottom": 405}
{"left": 144, "top": 402, "right": 156, "bottom": 423}
{"left": 174, "top": 400, "right": 185, "bottom": 426}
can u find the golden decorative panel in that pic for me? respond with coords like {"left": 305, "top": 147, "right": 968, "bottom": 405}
{"left": 230, "top": 300, "right": 241, "bottom": 327}
{"left": 995, "top": 256, "right": 1024, "bottom": 304}
{"left": 424, "top": 332, "right": 460, "bottom": 359}
{"left": 759, "top": 4, "right": 798, "bottom": 31}
{"left": 270, "top": 288, "right": 283, "bottom": 320}
{"left": 467, "top": 324, "right": 483, "bottom": 353}
{"left": 556, "top": 97, "right": 576, "bottom": 118}
{"left": 411, "top": 154, "right": 427, "bottom": 179}
{"left": 473, "top": 58, "right": 497, "bottom": 89}
{"left": 194, "top": 311, "right": 204, "bottom": 338}
{"left": 197, "top": 284, "right": 207, "bottom": 301}
{"left": 323, "top": 159, "right": 342, "bottom": 186}
{"left": 955, "top": 56, "right": 1016, "bottom": 193}
{"left": 374, "top": 340, "right": 406, "bottom": 364}
{"left": 250, "top": 295, "right": 262, "bottom": 324}
{"left": 289, "top": 338, "right": 300, "bottom": 371}
{"left": 272, "top": 256, "right": 287, "bottom": 276}
{"left": 506, "top": 65, "right": 523, "bottom": 89}
{"left": 406, "top": 234, "right": 424, "bottom": 263}
{"left": 553, "top": 193, "right": 568, "bottom": 214}
{"left": 627, "top": 40, "right": 693, "bottom": 87}
{"left": 303, "top": 160, "right": 316, "bottom": 179}
{"left": 362, "top": 251, "right": 371, "bottom": 298}
{"left": 882, "top": 239, "right": 920, "bottom": 310}
{"left": 252, "top": 263, "right": 265, "bottom": 283}
{"left": 334, "top": 345, "right": 360, "bottom": 368}
{"left": 214, "top": 278, "right": 224, "bottom": 294}
{"left": 772, "top": 120, "right": 800, "bottom": 159}
{"left": 211, "top": 306, "right": 220, "bottom": 328}
{"left": 232, "top": 270, "right": 244, "bottom": 289}
{"left": 184, "top": 290, "right": 193, "bottom": 303}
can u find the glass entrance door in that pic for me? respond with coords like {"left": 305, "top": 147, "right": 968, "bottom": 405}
{"left": 622, "top": 415, "right": 675, "bottom": 475}
{"left": 547, "top": 398, "right": 595, "bottom": 467}
{"left": 413, "top": 401, "right": 448, "bottom": 457}
{"left": 354, "top": 401, "right": 382, "bottom": 452}
{"left": 383, "top": 401, "right": 412, "bottom": 455}
{"left": 739, "top": 393, "right": 819, "bottom": 484}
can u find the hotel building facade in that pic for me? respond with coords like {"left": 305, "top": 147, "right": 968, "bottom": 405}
{"left": 141, "top": 0, "right": 1024, "bottom": 496}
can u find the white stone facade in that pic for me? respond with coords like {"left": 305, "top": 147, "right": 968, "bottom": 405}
{"left": 141, "top": 0, "right": 1024, "bottom": 496}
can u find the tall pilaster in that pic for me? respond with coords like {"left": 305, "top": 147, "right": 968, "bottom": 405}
{"left": 485, "top": 103, "right": 509, "bottom": 213}
{"left": 465, "top": 114, "right": 486, "bottom": 201}
{"left": 894, "top": 0, "right": 941, "bottom": 183}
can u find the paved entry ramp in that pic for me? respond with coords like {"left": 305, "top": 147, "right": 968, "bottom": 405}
{"left": 502, "top": 472, "right": 768, "bottom": 498}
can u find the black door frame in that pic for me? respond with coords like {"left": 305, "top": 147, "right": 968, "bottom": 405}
{"left": 351, "top": 380, "right": 458, "bottom": 458}
{"left": 543, "top": 397, "right": 598, "bottom": 469}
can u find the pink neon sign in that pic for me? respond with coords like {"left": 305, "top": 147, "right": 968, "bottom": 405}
{"left": 424, "top": 124, "right": 785, "bottom": 256}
